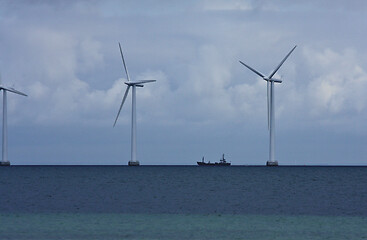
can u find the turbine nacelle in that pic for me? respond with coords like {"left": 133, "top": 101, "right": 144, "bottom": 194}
{"left": 263, "top": 78, "right": 282, "bottom": 83}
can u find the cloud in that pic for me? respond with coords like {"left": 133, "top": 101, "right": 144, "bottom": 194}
{"left": 1, "top": 1, "right": 365, "bottom": 130}
{"left": 201, "top": 0, "right": 253, "bottom": 11}
{"left": 304, "top": 47, "right": 367, "bottom": 115}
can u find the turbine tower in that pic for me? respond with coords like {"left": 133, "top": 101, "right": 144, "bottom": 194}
{"left": 113, "top": 43, "right": 156, "bottom": 166}
{"left": 0, "top": 77, "right": 27, "bottom": 166}
{"left": 239, "top": 45, "right": 296, "bottom": 166}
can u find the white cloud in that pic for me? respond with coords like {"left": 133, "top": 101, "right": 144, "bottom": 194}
{"left": 303, "top": 47, "right": 367, "bottom": 116}
{"left": 2, "top": 2, "right": 366, "bottom": 131}
{"left": 201, "top": 0, "right": 253, "bottom": 11}
{"left": 78, "top": 38, "right": 104, "bottom": 72}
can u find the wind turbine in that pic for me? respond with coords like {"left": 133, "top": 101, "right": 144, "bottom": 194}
{"left": 239, "top": 45, "right": 296, "bottom": 166}
{"left": 113, "top": 43, "right": 156, "bottom": 166}
{"left": 0, "top": 75, "right": 27, "bottom": 166}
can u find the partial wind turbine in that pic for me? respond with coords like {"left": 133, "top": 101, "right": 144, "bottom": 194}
{"left": 239, "top": 45, "right": 296, "bottom": 166}
{"left": 113, "top": 43, "right": 156, "bottom": 166}
{"left": 0, "top": 74, "right": 27, "bottom": 166}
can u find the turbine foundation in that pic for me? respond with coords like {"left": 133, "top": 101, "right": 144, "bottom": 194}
{"left": 128, "top": 161, "right": 140, "bottom": 166}
{"left": 266, "top": 161, "right": 278, "bottom": 166}
{"left": 0, "top": 161, "right": 10, "bottom": 166}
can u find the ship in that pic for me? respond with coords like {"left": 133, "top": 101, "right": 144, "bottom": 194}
{"left": 197, "top": 154, "right": 231, "bottom": 166}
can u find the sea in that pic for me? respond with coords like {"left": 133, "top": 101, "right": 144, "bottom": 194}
{"left": 1, "top": 166, "right": 366, "bottom": 240}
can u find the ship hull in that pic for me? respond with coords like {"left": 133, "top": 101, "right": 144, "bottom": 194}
{"left": 197, "top": 162, "right": 230, "bottom": 166}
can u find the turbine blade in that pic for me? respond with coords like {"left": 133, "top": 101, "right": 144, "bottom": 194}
{"left": 132, "top": 80, "right": 156, "bottom": 85}
{"left": 119, "top": 42, "right": 131, "bottom": 82}
{"left": 0, "top": 87, "right": 27, "bottom": 96}
{"left": 267, "top": 81, "right": 270, "bottom": 130}
{"left": 239, "top": 61, "right": 265, "bottom": 78}
{"left": 113, "top": 85, "right": 131, "bottom": 127}
{"left": 268, "top": 45, "right": 297, "bottom": 79}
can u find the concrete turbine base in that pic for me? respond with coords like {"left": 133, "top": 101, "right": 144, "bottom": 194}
{"left": 0, "top": 161, "right": 10, "bottom": 166}
{"left": 266, "top": 161, "right": 278, "bottom": 166}
{"left": 128, "top": 161, "right": 140, "bottom": 166}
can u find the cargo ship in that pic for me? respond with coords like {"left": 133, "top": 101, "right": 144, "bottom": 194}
{"left": 197, "top": 154, "right": 230, "bottom": 166}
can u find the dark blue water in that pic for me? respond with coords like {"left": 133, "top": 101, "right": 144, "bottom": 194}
{"left": 1, "top": 166, "right": 367, "bottom": 239}
{"left": 1, "top": 166, "right": 367, "bottom": 215}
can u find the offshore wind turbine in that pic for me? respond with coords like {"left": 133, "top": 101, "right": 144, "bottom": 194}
{"left": 113, "top": 43, "right": 156, "bottom": 166}
{"left": 0, "top": 76, "right": 27, "bottom": 166}
{"left": 239, "top": 45, "right": 296, "bottom": 166}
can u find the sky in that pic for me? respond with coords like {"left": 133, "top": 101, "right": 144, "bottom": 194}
{"left": 0, "top": 0, "right": 367, "bottom": 165}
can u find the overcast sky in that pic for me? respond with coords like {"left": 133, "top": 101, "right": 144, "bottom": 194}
{"left": 1, "top": 0, "right": 367, "bottom": 165}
